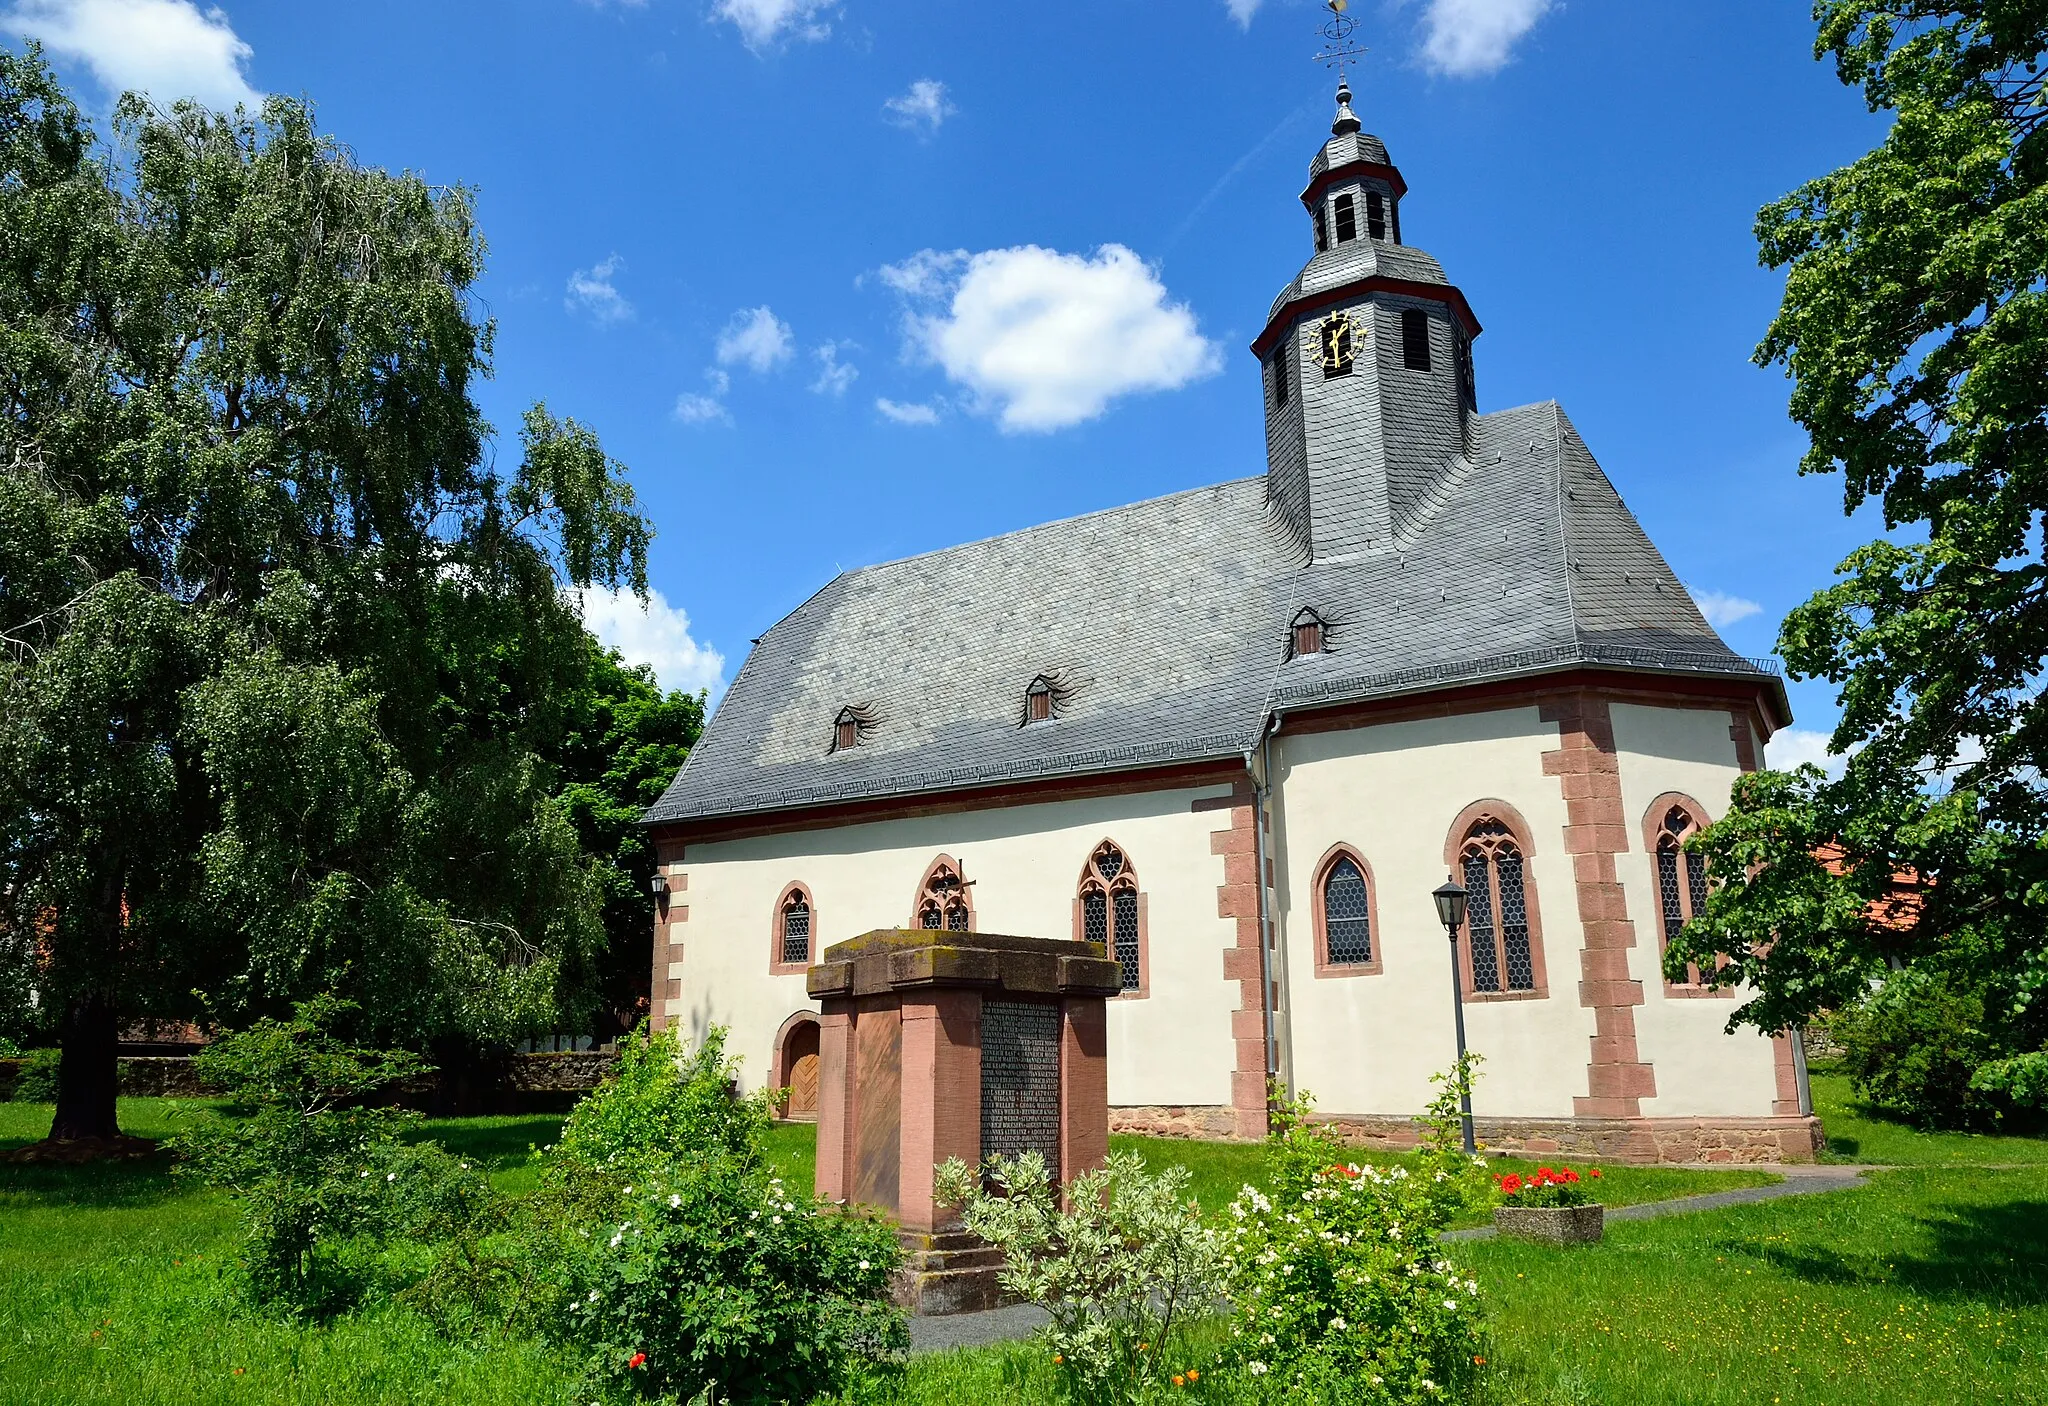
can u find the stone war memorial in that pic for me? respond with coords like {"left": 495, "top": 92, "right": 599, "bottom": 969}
{"left": 807, "top": 928, "right": 1124, "bottom": 1313}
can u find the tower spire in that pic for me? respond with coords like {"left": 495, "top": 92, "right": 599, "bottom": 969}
{"left": 1331, "top": 78, "right": 1361, "bottom": 136}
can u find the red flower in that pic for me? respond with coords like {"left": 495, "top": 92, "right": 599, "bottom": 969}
{"left": 1564, "top": 1170, "right": 1581, "bottom": 1183}
{"left": 628, "top": 1352, "right": 647, "bottom": 1370}
{"left": 1500, "top": 1173, "right": 1523, "bottom": 1194}
{"left": 1589, "top": 1168, "right": 1603, "bottom": 1179}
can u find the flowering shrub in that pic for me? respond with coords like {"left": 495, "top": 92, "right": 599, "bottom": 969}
{"left": 1494, "top": 1165, "right": 1600, "bottom": 1209}
{"left": 543, "top": 1021, "right": 907, "bottom": 1403}
{"left": 933, "top": 1148, "right": 1227, "bottom": 1405}
{"left": 1221, "top": 1059, "right": 1489, "bottom": 1404}
{"left": 167, "top": 996, "right": 472, "bottom": 1315}
{"left": 566, "top": 1162, "right": 906, "bottom": 1404}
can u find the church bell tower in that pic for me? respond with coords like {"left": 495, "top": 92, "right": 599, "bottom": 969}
{"left": 1258, "top": 80, "right": 1481, "bottom": 563}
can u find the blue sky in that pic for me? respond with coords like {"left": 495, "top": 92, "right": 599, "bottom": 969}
{"left": 7, "top": 0, "right": 1895, "bottom": 765}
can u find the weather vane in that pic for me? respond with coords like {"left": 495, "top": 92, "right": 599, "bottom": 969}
{"left": 1314, "top": 0, "right": 1367, "bottom": 87}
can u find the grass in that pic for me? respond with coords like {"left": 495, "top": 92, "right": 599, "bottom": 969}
{"left": 1811, "top": 1072, "right": 2048, "bottom": 1166}
{"left": 4, "top": 1094, "right": 2045, "bottom": 1404}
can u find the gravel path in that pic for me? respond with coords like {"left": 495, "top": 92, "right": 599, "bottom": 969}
{"left": 906, "top": 1167, "right": 1876, "bottom": 1354}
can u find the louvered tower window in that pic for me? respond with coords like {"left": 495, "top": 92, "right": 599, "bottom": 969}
{"left": 1078, "top": 841, "right": 1143, "bottom": 993}
{"left": 1333, "top": 192, "right": 1357, "bottom": 243}
{"left": 1322, "top": 856, "right": 1373, "bottom": 965}
{"left": 1272, "top": 341, "right": 1289, "bottom": 408}
{"left": 1460, "top": 818, "right": 1537, "bottom": 993}
{"left": 1314, "top": 204, "right": 1329, "bottom": 253}
{"left": 1402, "top": 308, "right": 1432, "bottom": 372}
{"left": 1655, "top": 803, "right": 1713, "bottom": 985}
{"left": 1366, "top": 190, "right": 1387, "bottom": 240}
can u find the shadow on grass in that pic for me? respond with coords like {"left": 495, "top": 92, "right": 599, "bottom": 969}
{"left": 412, "top": 1116, "right": 564, "bottom": 1169}
{"left": 1745, "top": 1198, "right": 2048, "bottom": 1306}
{"left": 0, "top": 1152, "right": 186, "bottom": 1209}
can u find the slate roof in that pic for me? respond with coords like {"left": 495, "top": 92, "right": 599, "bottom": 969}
{"left": 1267, "top": 240, "right": 1450, "bottom": 322}
{"left": 644, "top": 401, "right": 1782, "bottom": 827}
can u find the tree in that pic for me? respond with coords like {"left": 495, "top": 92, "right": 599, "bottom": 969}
{"left": 0, "top": 51, "right": 653, "bottom": 1142}
{"left": 546, "top": 635, "right": 703, "bottom": 1042}
{"left": 1669, "top": 4, "right": 2048, "bottom": 1090}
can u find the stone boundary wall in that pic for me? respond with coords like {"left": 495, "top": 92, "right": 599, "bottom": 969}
{"left": 0, "top": 1051, "right": 621, "bottom": 1102}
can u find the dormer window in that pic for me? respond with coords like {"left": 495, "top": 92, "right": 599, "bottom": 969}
{"left": 833, "top": 711, "right": 858, "bottom": 751}
{"left": 1333, "top": 192, "right": 1357, "bottom": 243}
{"left": 1366, "top": 190, "right": 1387, "bottom": 240}
{"left": 1291, "top": 607, "right": 1326, "bottom": 657}
{"left": 1025, "top": 676, "right": 1053, "bottom": 723}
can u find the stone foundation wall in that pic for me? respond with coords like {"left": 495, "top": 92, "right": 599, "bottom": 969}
{"left": 1110, "top": 1104, "right": 1240, "bottom": 1139}
{"left": 1311, "top": 1112, "right": 1826, "bottom": 1164}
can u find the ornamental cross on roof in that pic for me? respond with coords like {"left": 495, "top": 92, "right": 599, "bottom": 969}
{"left": 1314, "top": 0, "right": 1367, "bottom": 135}
{"left": 1314, "top": 0, "right": 1367, "bottom": 82}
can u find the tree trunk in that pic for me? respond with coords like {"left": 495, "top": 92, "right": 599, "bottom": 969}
{"left": 49, "top": 987, "right": 121, "bottom": 1141}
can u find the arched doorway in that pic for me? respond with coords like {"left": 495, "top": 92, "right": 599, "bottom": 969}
{"left": 777, "top": 1015, "right": 821, "bottom": 1120}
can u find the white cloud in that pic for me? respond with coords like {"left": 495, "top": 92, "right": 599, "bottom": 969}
{"left": 875, "top": 397, "right": 939, "bottom": 426}
{"left": 9, "top": 0, "right": 262, "bottom": 108}
{"left": 564, "top": 253, "right": 632, "bottom": 325}
{"left": 1224, "top": 0, "right": 1262, "bottom": 27}
{"left": 579, "top": 585, "right": 726, "bottom": 697}
{"left": 1417, "top": 0, "right": 1553, "bottom": 77}
{"left": 1687, "top": 586, "right": 1764, "bottom": 631}
{"left": 882, "top": 78, "right": 954, "bottom": 135}
{"left": 715, "top": 305, "right": 794, "bottom": 374}
{"left": 711, "top": 0, "right": 831, "bottom": 50}
{"left": 810, "top": 341, "right": 858, "bottom": 396}
{"left": 1765, "top": 728, "right": 1851, "bottom": 778}
{"left": 879, "top": 244, "right": 1221, "bottom": 433}
{"left": 672, "top": 392, "right": 730, "bottom": 426}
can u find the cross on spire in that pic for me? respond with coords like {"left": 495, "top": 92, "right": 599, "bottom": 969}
{"left": 1313, "top": 0, "right": 1368, "bottom": 136}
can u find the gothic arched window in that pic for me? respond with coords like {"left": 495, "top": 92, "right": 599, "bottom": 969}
{"left": 914, "top": 856, "right": 973, "bottom": 932}
{"left": 770, "top": 882, "right": 816, "bottom": 974}
{"left": 1649, "top": 797, "right": 1724, "bottom": 992}
{"left": 1313, "top": 846, "right": 1381, "bottom": 977}
{"left": 1077, "top": 841, "right": 1145, "bottom": 995}
{"left": 1452, "top": 805, "right": 1546, "bottom": 996}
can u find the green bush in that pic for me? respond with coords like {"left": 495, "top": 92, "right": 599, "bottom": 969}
{"left": 933, "top": 1148, "right": 1226, "bottom": 1404}
{"left": 1221, "top": 1061, "right": 1489, "bottom": 1404}
{"left": 1971, "top": 1051, "right": 2048, "bottom": 1124}
{"left": 541, "top": 1022, "right": 907, "bottom": 1402}
{"left": 1829, "top": 969, "right": 2004, "bottom": 1128}
{"left": 0, "top": 1035, "right": 22, "bottom": 1059}
{"left": 166, "top": 995, "right": 485, "bottom": 1315}
{"left": 8, "top": 1047, "right": 58, "bottom": 1101}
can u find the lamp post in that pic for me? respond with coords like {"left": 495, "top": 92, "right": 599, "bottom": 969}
{"left": 1432, "top": 879, "right": 1476, "bottom": 1155}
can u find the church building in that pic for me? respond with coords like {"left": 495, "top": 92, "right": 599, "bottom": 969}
{"left": 643, "top": 87, "right": 1822, "bottom": 1163}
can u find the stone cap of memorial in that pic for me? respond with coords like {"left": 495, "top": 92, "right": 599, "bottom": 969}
{"left": 807, "top": 929, "right": 1124, "bottom": 1002}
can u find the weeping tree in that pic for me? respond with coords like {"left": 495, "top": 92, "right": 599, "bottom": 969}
{"left": 0, "top": 49, "right": 653, "bottom": 1142}
{"left": 1671, "top": 3, "right": 2048, "bottom": 1120}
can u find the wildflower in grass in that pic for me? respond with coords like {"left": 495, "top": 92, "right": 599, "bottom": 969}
{"left": 628, "top": 1352, "right": 646, "bottom": 1369}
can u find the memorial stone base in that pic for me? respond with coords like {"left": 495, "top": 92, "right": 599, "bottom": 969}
{"left": 808, "top": 929, "right": 1123, "bottom": 1315}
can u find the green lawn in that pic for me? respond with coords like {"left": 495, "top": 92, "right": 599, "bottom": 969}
{"left": 4, "top": 1096, "right": 2045, "bottom": 1405}
{"left": 1811, "top": 1072, "right": 2048, "bottom": 1166}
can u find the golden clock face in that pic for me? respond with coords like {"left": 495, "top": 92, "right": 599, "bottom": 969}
{"left": 1317, "top": 310, "right": 1358, "bottom": 376}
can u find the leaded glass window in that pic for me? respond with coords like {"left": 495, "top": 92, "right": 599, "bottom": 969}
{"left": 1079, "top": 842, "right": 1143, "bottom": 993}
{"left": 915, "top": 858, "right": 971, "bottom": 933}
{"left": 1656, "top": 804, "right": 1712, "bottom": 985}
{"left": 1460, "top": 817, "right": 1537, "bottom": 994}
{"left": 1322, "top": 855, "right": 1372, "bottom": 966}
{"left": 780, "top": 892, "right": 812, "bottom": 966}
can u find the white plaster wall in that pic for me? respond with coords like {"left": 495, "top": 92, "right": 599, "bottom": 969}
{"left": 1270, "top": 705, "right": 1594, "bottom": 1120}
{"left": 662, "top": 782, "right": 1243, "bottom": 1107}
{"left": 1609, "top": 701, "right": 1783, "bottom": 1118}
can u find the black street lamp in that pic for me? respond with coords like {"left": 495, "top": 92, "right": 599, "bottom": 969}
{"left": 1432, "top": 879, "right": 1477, "bottom": 1155}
